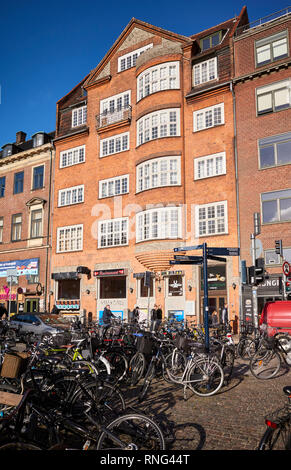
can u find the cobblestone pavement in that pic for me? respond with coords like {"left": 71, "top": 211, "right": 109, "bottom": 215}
{"left": 121, "top": 357, "right": 290, "bottom": 451}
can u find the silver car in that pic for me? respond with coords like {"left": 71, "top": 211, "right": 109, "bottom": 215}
{"left": 9, "top": 313, "right": 71, "bottom": 339}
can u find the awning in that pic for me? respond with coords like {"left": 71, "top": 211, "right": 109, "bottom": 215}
{"left": 51, "top": 272, "right": 79, "bottom": 281}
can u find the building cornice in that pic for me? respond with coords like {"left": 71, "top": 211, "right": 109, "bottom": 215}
{"left": 233, "top": 58, "right": 291, "bottom": 85}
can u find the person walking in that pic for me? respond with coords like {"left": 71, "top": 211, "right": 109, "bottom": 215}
{"left": 212, "top": 309, "right": 219, "bottom": 327}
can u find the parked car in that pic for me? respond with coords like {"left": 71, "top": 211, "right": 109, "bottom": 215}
{"left": 9, "top": 313, "right": 71, "bottom": 340}
{"left": 259, "top": 300, "right": 291, "bottom": 336}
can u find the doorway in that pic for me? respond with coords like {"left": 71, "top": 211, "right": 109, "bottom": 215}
{"left": 25, "top": 298, "right": 39, "bottom": 313}
{"left": 201, "top": 296, "right": 225, "bottom": 323}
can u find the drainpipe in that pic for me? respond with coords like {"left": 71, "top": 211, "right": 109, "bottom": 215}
{"left": 230, "top": 81, "right": 243, "bottom": 323}
{"left": 44, "top": 147, "right": 54, "bottom": 312}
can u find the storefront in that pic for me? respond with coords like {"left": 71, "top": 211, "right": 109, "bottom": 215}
{"left": 200, "top": 264, "right": 227, "bottom": 323}
{"left": 242, "top": 274, "right": 283, "bottom": 323}
{"left": 51, "top": 272, "right": 81, "bottom": 313}
{"left": 163, "top": 270, "right": 185, "bottom": 321}
{"left": 94, "top": 268, "right": 128, "bottom": 322}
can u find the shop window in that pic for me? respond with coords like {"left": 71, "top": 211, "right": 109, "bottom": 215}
{"left": 58, "top": 279, "right": 80, "bottom": 299}
{"left": 100, "top": 276, "right": 126, "bottom": 299}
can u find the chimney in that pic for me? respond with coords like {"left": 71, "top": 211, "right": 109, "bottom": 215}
{"left": 16, "top": 131, "right": 27, "bottom": 145}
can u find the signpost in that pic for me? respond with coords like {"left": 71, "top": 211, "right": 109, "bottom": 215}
{"left": 6, "top": 269, "right": 18, "bottom": 320}
{"left": 171, "top": 243, "right": 240, "bottom": 352}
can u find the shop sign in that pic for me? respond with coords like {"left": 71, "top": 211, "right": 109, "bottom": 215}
{"left": 161, "top": 270, "right": 184, "bottom": 276}
{"left": 56, "top": 300, "right": 80, "bottom": 310}
{"left": 0, "top": 285, "right": 16, "bottom": 301}
{"left": 201, "top": 265, "right": 226, "bottom": 291}
{"left": 94, "top": 269, "right": 127, "bottom": 277}
{"left": 0, "top": 258, "right": 39, "bottom": 277}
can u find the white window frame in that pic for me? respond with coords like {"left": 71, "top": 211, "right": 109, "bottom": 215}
{"left": 136, "top": 206, "right": 182, "bottom": 243}
{"left": 100, "top": 132, "right": 129, "bottom": 158}
{"left": 136, "top": 156, "right": 181, "bottom": 193}
{"left": 99, "top": 175, "right": 129, "bottom": 199}
{"left": 98, "top": 217, "right": 128, "bottom": 248}
{"left": 193, "top": 57, "right": 218, "bottom": 87}
{"left": 256, "top": 79, "right": 291, "bottom": 115}
{"left": 72, "top": 105, "right": 87, "bottom": 128}
{"left": 137, "top": 61, "right": 180, "bottom": 101}
{"left": 100, "top": 90, "right": 131, "bottom": 115}
{"left": 60, "top": 145, "right": 85, "bottom": 169}
{"left": 195, "top": 201, "right": 228, "bottom": 237}
{"left": 56, "top": 224, "right": 83, "bottom": 253}
{"left": 255, "top": 30, "right": 288, "bottom": 67}
{"left": 118, "top": 44, "right": 153, "bottom": 72}
{"left": 194, "top": 152, "right": 226, "bottom": 180}
{"left": 58, "top": 185, "right": 84, "bottom": 207}
{"left": 193, "top": 103, "right": 224, "bottom": 132}
{"left": 137, "top": 108, "right": 180, "bottom": 146}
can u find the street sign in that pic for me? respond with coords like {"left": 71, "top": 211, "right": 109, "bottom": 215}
{"left": 174, "top": 245, "right": 203, "bottom": 252}
{"left": 170, "top": 260, "right": 203, "bottom": 265}
{"left": 207, "top": 255, "right": 227, "bottom": 263}
{"left": 283, "top": 261, "right": 291, "bottom": 276}
{"left": 174, "top": 255, "right": 204, "bottom": 262}
{"left": 207, "top": 247, "right": 240, "bottom": 256}
{"left": 250, "top": 239, "right": 263, "bottom": 260}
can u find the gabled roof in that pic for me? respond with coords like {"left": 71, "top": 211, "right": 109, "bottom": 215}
{"left": 84, "top": 17, "right": 192, "bottom": 89}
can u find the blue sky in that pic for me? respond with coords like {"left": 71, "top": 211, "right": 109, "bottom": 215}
{"left": 0, "top": 0, "right": 289, "bottom": 146}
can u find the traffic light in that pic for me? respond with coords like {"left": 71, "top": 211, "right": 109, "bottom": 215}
{"left": 275, "top": 240, "right": 283, "bottom": 256}
{"left": 248, "top": 258, "right": 266, "bottom": 286}
{"left": 286, "top": 276, "right": 291, "bottom": 293}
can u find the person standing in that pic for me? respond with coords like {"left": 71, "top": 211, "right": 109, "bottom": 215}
{"left": 155, "top": 304, "right": 163, "bottom": 330}
{"left": 150, "top": 304, "right": 158, "bottom": 331}
{"left": 222, "top": 303, "right": 228, "bottom": 325}
{"left": 212, "top": 310, "right": 219, "bottom": 327}
{"left": 0, "top": 304, "right": 8, "bottom": 320}
{"left": 132, "top": 306, "right": 140, "bottom": 324}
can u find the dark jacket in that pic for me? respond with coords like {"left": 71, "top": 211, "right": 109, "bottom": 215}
{"left": 156, "top": 308, "right": 162, "bottom": 320}
{"left": 151, "top": 308, "right": 157, "bottom": 321}
{"left": 103, "top": 307, "right": 115, "bottom": 324}
{"left": 0, "top": 305, "right": 8, "bottom": 319}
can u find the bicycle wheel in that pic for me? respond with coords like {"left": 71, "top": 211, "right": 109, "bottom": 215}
{"left": 0, "top": 442, "right": 42, "bottom": 450}
{"left": 237, "top": 338, "right": 255, "bottom": 359}
{"left": 258, "top": 424, "right": 291, "bottom": 450}
{"left": 96, "top": 413, "right": 166, "bottom": 450}
{"left": 221, "top": 347, "right": 235, "bottom": 383}
{"left": 187, "top": 356, "right": 224, "bottom": 397}
{"left": 129, "top": 352, "right": 145, "bottom": 386}
{"left": 70, "top": 379, "right": 126, "bottom": 422}
{"left": 250, "top": 348, "right": 281, "bottom": 380}
{"left": 104, "top": 351, "right": 128, "bottom": 381}
{"left": 138, "top": 362, "right": 156, "bottom": 403}
{"left": 164, "top": 350, "right": 187, "bottom": 382}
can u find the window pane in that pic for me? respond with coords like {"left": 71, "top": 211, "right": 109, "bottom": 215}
{"left": 280, "top": 198, "right": 291, "bottom": 221}
{"left": 273, "top": 38, "right": 288, "bottom": 60}
{"left": 260, "top": 145, "right": 275, "bottom": 167}
{"left": 277, "top": 141, "right": 291, "bottom": 165}
{"left": 274, "top": 88, "right": 289, "bottom": 111}
{"left": 257, "top": 44, "right": 271, "bottom": 65}
{"left": 258, "top": 93, "right": 272, "bottom": 113}
{"left": 262, "top": 200, "right": 278, "bottom": 223}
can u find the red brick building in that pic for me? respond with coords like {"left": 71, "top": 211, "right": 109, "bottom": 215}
{"left": 233, "top": 7, "right": 291, "bottom": 316}
{"left": 0, "top": 131, "right": 55, "bottom": 315}
{"left": 50, "top": 11, "right": 249, "bottom": 325}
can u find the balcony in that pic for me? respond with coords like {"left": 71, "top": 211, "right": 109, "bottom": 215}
{"left": 96, "top": 106, "right": 132, "bottom": 132}
{"left": 235, "top": 7, "right": 291, "bottom": 37}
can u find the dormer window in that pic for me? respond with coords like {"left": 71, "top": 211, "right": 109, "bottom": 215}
{"left": 200, "top": 31, "right": 224, "bottom": 51}
{"left": 72, "top": 105, "right": 87, "bottom": 128}
{"left": 32, "top": 132, "right": 50, "bottom": 148}
{"left": 2, "top": 144, "right": 18, "bottom": 157}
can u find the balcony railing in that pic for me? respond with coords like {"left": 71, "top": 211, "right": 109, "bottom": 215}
{"left": 96, "top": 105, "right": 132, "bottom": 130}
{"left": 235, "top": 7, "right": 291, "bottom": 37}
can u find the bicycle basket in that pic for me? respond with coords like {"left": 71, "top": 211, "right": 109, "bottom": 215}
{"left": 174, "top": 334, "right": 188, "bottom": 351}
{"left": 0, "top": 352, "right": 29, "bottom": 378}
{"left": 136, "top": 334, "right": 154, "bottom": 355}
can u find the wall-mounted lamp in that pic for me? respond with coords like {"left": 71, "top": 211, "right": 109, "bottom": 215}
{"left": 188, "top": 285, "right": 192, "bottom": 292}
{"left": 49, "top": 291, "right": 54, "bottom": 296}
{"left": 86, "top": 289, "right": 90, "bottom": 295}
{"left": 129, "top": 287, "right": 134, "bottom": 293}
{"left": 158, "top": 286, "right": 162, "bottom": 292}
{"left": 232, "top": 283, "right": 236, "bottom": 290}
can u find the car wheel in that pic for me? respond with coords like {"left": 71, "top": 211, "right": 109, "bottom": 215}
{"left": 41, "top": 333, "right": 53, "bottom": 345}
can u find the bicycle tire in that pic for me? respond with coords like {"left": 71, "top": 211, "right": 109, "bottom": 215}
{"left": 258, "top": 425, "right": 291, "bottom": 450}
{"left": 0, "top": 442, "right": 42, "bottom": 450}
{"left": 129, "top": 352, "right": 145, "bottom": 386}
{"left": 138, "top": 362, "right": 156, "bottom": 403}
{"left": 104, "top": 351, "right": 128, "bottom": 381}
{"left": 221, "top": 347, "right": 235, "bottom": 383}
{"left": 250, "top": 348, "right": 281, "bottom": 380}
{"left": 68, "top": 378, "right": 126, "bottom": 422}
{"left": 164, "top": 350, "right": 187, "bottom": 382}
{"left": 96, "top": 413, "right": 166, "bottom": 450}
{"left": 237, "top": 338, "right": 256, "bottom": 359}
{"left": 187, "top": 356, "right": 224, "bottom": 397}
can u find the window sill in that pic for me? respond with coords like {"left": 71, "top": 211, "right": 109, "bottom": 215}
{"left": 193, "top": 123, "right": 225, "bottom": 133}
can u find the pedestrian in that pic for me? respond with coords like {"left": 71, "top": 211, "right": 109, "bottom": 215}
{"left": 0, "top": 304, "right": 8, "bottom": 320}
{"left": 132, "top": 306, "right": 140, "bottom": 324}
{"left": 155, "top": 304, "right": 163, "bottom": 329}
{"left": 150, "top": 304, "right": 158, "bottom": 331}
{"left": 51, "top": 304, "right": 59, "bottom": 315}
{"left": 222, "top": 303, "right": 228, "bottom": 325}
{"left": 101, "top": 304, "right": 116, "bottom": 338}
{"left": 212, "top": 309, "right": 219, "bottom": 327}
